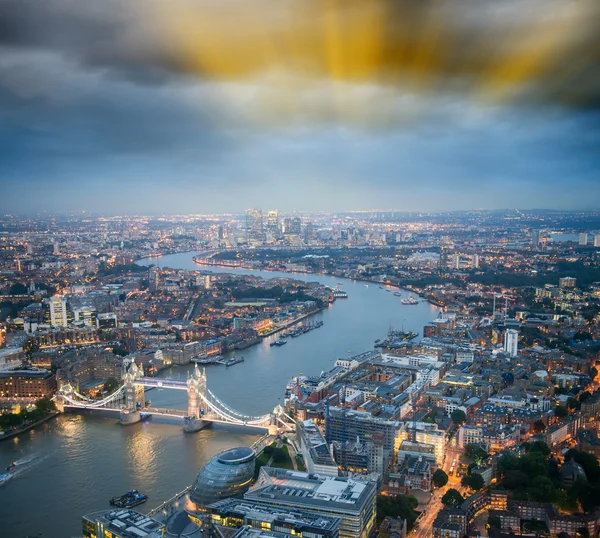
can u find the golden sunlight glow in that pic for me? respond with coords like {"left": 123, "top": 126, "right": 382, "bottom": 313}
{"left": 142, "top": 0, "right": 598, "bottom": 124}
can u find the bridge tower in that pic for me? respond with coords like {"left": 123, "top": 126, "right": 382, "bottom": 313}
{"left": 120, "top": 358, "right": 143, "bottom": 425}
{"left": 183, "top": 363, "right": 210, "bottom": 433}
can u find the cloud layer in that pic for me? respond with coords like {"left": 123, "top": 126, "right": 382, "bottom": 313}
{"left": 0, "top": 0, "right": 598, "bottom": 214}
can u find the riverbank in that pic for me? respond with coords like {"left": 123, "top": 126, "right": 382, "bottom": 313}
{"left": 0, "top": 411, "right": 60, "bottom": 442}
{"left": 260, "top": 306, "right": 326, "bottom": 337}
{"left": 190, "top": 252, "right": 442, "bottom": 309}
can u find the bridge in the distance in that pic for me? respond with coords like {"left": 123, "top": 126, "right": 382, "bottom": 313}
{"left": 55, "top": 359, "right": 295, "bottom": 434}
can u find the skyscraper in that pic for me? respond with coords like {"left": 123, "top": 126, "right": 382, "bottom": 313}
{"left": 266, "top": 210, "right": 279, "bottom": 236}
{"left": 291, "top": 217, "right": 302, "bottom": 235}
{"left": 531, "top": 229, "right": 541, "bottom": 246}
{"left": 245, "top": 209, "right": 264, "bottom": 241}
{"left": 504, "top": 329, "right": 519, "bottom": 357}
{"left": 47, "top": 296, "right": 69, "bottom": 327}
{"left": 579, "top": 233, "right": 588, "bottom": 246}
{"left": 595, "top": 234, "right": 600, "bottom": 248}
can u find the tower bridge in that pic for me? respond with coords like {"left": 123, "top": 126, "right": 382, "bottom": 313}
{"left": 55, "top": 359, "right": 295, "bottom": 434}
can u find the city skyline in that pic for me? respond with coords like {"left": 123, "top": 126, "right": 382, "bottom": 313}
{"left": 1, "top": 0, "right": 599, "bottom": 214}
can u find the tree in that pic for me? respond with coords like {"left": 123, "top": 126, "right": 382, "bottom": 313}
{"left": 498, "top": 453, "right": 520, "bottom": 476}
{"left": 376, "top": 494, "right": 419, "bottom": 528}
{"left": 590, "top": 367, "right": 598, "bottom": 381}
{"left": 533, "top": 420, "right": 546, "bottom": 433}
{"left": 525, "top": 441, "right": 551, "bottom": 456}
{"left": 441, "top": 489, "right": 464, "bottom": 508}
{"left": 554, "top": 405, "right": 569, "bottom": 418}
{"left": 565, "top": 450, "right": 600, "bottom": 482}
{"left": 103, "top": 377, "right": 120, "bottom": 393}
{"left": 9, "top": 282, "right": 28, "bottom": 295}
{"left": 464, "top": 443, "right": 489, "bottom": 464}
{"left": 488, "top": 515, "right": 502, "bottom": 530}
{"left": 462, "top": 472, "right": 485, "bottom": 491}
{"left": 567, "top": 397, "right": 581, "bottom": 411}
{"left": 451, "top": 409, "right": 466, "bottom": 425}
{"left": 432, "top": 469, "right": 449, "bottom": 488}
{"left": 34, "top": 397, "right": 57, "bottom": 415}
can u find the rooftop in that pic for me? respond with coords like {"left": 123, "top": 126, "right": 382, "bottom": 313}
{"left": 83, "top": 509, "right": 166, "bottom": 538}
{"left": 245, "top": 467, "right": 375, "bottom": 513}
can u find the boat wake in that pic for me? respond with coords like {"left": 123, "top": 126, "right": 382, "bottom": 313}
{"left": 1, "top": 454, "right": 47, "bottom": 486}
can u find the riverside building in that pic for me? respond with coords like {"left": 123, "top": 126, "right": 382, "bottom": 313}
{"left": 244, "top": 467, "right": 376, "bottom": 538}
{"left": 201, "top": 498, "right": 341, "bottom": 538}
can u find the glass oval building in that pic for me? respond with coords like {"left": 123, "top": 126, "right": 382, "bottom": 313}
{"left": 190, "top": 447, "right": 256, "bottom": 507}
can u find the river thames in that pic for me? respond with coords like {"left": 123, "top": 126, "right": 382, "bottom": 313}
{"left": 0, "top": 252, "right": 439, "bottom": 538}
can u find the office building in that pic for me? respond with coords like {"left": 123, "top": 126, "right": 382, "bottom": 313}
{"left": 579, "top": 233, "right": 588, "bottom": 246}
{"left": 266, "top": 210, "right": 279, "bottom": 235}
{"left": 245, "top": 467, "right": 377, "bottom": 538}
{"left": 297, "top": 419, "right": 338, "bottom": 476}
{"left": 190, "top": 447, "right": 256, "bottom": 508}
{"left": 73, "top": 306, "right": 97, "bottom": 327}
{"left": 290, "top": 217, "right": 302, "bottom": 235}
{"left": 201, "top": 498, "right": 341, "bottom": 538}
{"left": 595, "top": 234, "right": 600, "bottom": 248}
{"left": 397, "top": 422, "right": 445, "bottom": 465}
{"left": 47, "top": 296, "right": 69, "bottom": 328}
{"left": 503, "top": 329, "right": 519, "bottom": 357}
{"left": 245, "top": 209, "right": 264, "bottom": 242}
{"left": 148, "top": 267, "right": 160, "bottom": 292}
{"left": 531, "top": 229, "right": 541, "bottom": 246}
{"left": 326, "top": 407, "right": 400, "bottom": 458}
{"left": 82, "top": 509, "right": 166, "bottom": 538}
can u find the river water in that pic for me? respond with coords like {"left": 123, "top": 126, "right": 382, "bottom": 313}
{"left": 0, "top": 252, "right": 439, "bottom": 538}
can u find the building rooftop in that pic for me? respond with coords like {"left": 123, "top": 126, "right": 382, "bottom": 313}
{"left": 245, "top": 467, "right": 375, "bottom": 514}
{"left": 206, "top": 498, "right": 341, "bottom": 532}
{"left": 83, "top": 509, "right": 166, "bottom": 538}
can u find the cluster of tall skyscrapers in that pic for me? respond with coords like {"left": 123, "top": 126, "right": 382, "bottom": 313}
{"left": 245, "top": 209, "right": 304, "bottom": 242}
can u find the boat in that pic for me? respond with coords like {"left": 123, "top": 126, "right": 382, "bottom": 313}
{"left": 337, "top": 282, "right": 344, "bottom": 285}
{"left": 271, "top": 339, "right": 287, "bottom": 347}
{"left": 393, "top": 292, "right": 402, "bottom": 297}
{"left": 400, "top": 297, "right": 419, "bottom": 305}
{"left": 364, "top": 284, "right": 368, "bottom": 288}
{"left": 0, "top": 473, "right": 10, "bottom": 485}
{"left": 5, "top": 462, "right": 16, "bottom": 472}
{"left": 223, "top": 356, "right": 245, "bottom": 367}
{"left": 110, "top": 490, "right": 148, "bottom": 509}
{"left": 374, "top": 339, "right": 381, "bottom": 344}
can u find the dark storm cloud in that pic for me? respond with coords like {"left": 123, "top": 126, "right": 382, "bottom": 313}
{"left": 0, "top": 0, "right": 180, "bottom": 84}
{"left": 0, "top": 0, "right": 598, "bottom": 214}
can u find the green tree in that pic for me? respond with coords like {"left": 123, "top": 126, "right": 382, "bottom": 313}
{"left": 525, "top": 441, "right": 551, "bottom": 456}
{"left": 441, "top": 489, "right": 464, "bottom": 508}
{"left": 528, "top": 476, "right": 557, "bottom": 503}
{"left": 451, "top": 409, "right": 466, "bottom": 425}
{"left": 462, "top": 472, "right": 485, "bottom": 491}
{"left": 103, "top": 377, "right": 120, "bottom": 393}
{"left": 554, "top": 405, "right": 569, "bottom": 418}
{"left": 34, "top": 397, "right": 57, "bottom": 415}
{"left": 9, "top": 282, "right": 28, "bottom": 295}
{"left": 488, "top": 515, "right": 502, "bottom": 530}
{"left": 464, "top": 443, "right": 489, "bottom": 464}
{"left": 564, "top": 450, "right": 600, "bottom": 482}
{"left": 432, "top": 469, "right": 449, "bottom": 488}
{"left": 376, "top": 494, "right": 419, "bottom": 528}
{"left": 497, "top": 453, "right": 520, "bottom": 475}
{"left": 533, "top": 420, "right": 546, "bottom": 433}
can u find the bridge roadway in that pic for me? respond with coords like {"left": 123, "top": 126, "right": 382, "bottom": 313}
{"left": 136, "top": 377, "right": 188, "bottom": 390}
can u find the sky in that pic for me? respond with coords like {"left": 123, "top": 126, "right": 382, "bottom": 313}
{"left": 0, "top": 0, "right": 599, "bottom": 215}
